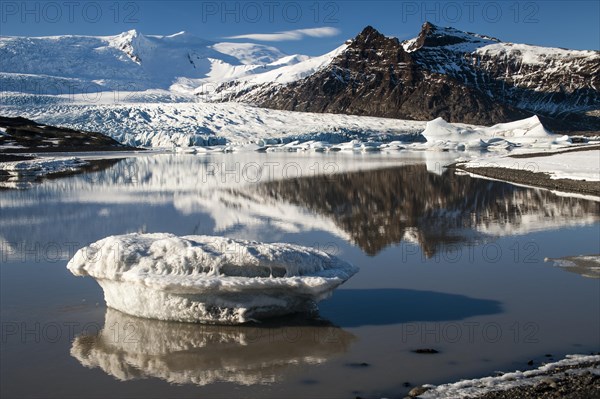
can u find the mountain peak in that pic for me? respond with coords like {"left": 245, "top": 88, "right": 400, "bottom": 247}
{"left": 119, "top": 29, "right": 141, "bottom": 39}
{"left": 350, "top": 25, "right": 400, "bottom": 48}
{"left": 408, "top": 22, "right": 499, "bottom": 51}
{"left": 110, "top": 29, "right": 149, "bottom": 64}
{"left": 354, "top": 26, "right": 386, "bottom": 42}
{"left": 358, "top": 25, "right": 381, "bottom": 36}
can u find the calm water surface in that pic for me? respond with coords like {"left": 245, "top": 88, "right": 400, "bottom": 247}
{"left": 1, "top": 151, "right": 599, "bottom": 398}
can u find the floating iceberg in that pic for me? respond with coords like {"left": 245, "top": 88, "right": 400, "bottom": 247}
{"left": 71, "top": 309, "right": 355, "bottom": 385}
{"left": 544, "top": 255, "right": 600, "bottom": 279}
{"left": 421, "top": 115, "right": 569, "bottom": 150}
{"left": 67, "top": 233, "right": 358, "bottom": 324}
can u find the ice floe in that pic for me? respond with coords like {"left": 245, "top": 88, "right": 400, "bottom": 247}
{"left": 0, "top": 157, "right": 90, "bottom": 188}
{"left": 0, "top": 157, "right": 88, "bottom": 175}
{"left": 67, "top": 233, "right": 358, "bottom": 323}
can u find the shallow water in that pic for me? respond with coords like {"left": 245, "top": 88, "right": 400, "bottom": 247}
{"left": 1, "top": 151, "right": 599, "bottom": 398}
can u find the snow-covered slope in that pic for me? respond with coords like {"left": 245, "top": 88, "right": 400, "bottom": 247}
{"left": 208, "top": 44, "right": 347, "bottom": 100}
{"left": 2, "top": 25, "right": 598, "bottom": 149}
{"left": 0, "top": 30, "right": 299, "bottom": 96}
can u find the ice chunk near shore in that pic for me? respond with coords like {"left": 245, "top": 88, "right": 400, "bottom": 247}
{"left": 544, "top": 255, "right": 600, "bottom": 279}
{"left": 421, "top": 116, "right": 567, "bottom": 150}
{"left": 71, "top": 309, "right": 355, "bottom": 385}
{"left": 67, "top": 233, "right": 358, "bottom": 324}
{"left": 0, "top": 157, "right": 88, "bottom": 175}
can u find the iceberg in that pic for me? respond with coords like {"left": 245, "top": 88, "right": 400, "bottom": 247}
{"left": 421, "top": 115, "right": 567, "bottom": 150}
{"left": 544, "top": 255, "right": 600, "bottom": 279}
{"left": 71, "top": 309, "right": 355, "bottom": 386}
{"left": 67, "top": 233, "right": 358, "bottom": 324}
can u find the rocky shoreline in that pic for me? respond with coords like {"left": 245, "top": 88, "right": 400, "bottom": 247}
{"left": 451, "top": 146, "right": 600, "bottom": 197}
{"left": 408, "top": 355, "right": 600, "bottom": 398}
{"left": 451, "top": 166, "right": 600, "bottom": 197}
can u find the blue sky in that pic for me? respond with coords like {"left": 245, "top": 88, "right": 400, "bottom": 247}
{"left": 1, "top": 1, "right": 598, "bottom": 55}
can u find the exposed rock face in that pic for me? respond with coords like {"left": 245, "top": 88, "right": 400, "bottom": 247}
{"left": 0, "top": 116, "right": 137, "bottom": 152}
{"left": 229, "top": 23, "right": 599, "bottom": 132}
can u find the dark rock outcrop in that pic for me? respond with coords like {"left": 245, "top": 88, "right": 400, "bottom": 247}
{"left": 226, "top": 23, "right": 599, "bottom": 132}
{"left": 0, "top": 116, "right": 138, "bottom": 152}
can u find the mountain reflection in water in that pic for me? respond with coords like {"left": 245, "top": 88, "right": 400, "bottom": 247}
{"left": 1, "top": 157, "right": 597, "bottom": 260}
{"left": 252, "top": 165, "right": 599, "bottom": 256}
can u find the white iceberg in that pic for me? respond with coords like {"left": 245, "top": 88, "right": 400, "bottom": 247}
{"left": 67, "top": 233, "right": 358, "bottom": 324}
{"left": 421, "top": 115, "right": 567, "bottom": 150}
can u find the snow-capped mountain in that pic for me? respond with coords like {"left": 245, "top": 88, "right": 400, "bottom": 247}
{"left": 0, "top": 29, "right": 300, "bottom": 95}
{"left": 1, "top": 24, "right": 598, "bottom": 137}
{"left": 217, "top": 23, "right": 600, "bottom": 132}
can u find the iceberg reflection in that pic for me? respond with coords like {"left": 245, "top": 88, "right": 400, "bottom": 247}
{"left": 71, "top": 309, "right": 355, "bottom": 386}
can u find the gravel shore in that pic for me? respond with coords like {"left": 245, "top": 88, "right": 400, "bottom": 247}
{"left": 451, "top": 166, "right": 600, "bottom": 197}
{"left": 474, "top": 360, "right": 600, "bottom": 399}
{"left": 408, "top": 355, "right": 600, "bottom": 399}
{"left": 451, "top": 145, "right": 600, "bottom": 197}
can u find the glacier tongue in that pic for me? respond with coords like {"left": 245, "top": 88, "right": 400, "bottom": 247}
{"left": 0, "top": 102, "right": 425, "bottom": 148}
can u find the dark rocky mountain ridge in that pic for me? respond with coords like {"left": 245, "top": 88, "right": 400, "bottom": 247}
{"left": 224, "top": 23, "right": 600, "bottom": 133}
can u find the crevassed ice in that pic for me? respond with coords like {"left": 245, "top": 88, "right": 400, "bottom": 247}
{"left": 67, "top": 233, "right": 358, "bottom": 324}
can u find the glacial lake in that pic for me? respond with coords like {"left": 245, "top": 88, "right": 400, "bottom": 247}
{"left": 1, "top": 151, "right": 599, "bottom": 398}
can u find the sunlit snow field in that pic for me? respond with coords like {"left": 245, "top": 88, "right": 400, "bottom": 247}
{"left": 1, "top": 151, "right": 599, "bottom": 398}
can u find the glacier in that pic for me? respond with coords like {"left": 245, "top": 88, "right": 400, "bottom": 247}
{"left": 0, "top": 100, "right": 577, "bottom": 151}
{"left": 67, "top": 233, "right": 358, "bottom": 324}
{"left": 0, "top": 101, "right": 426, "bottom": 148}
